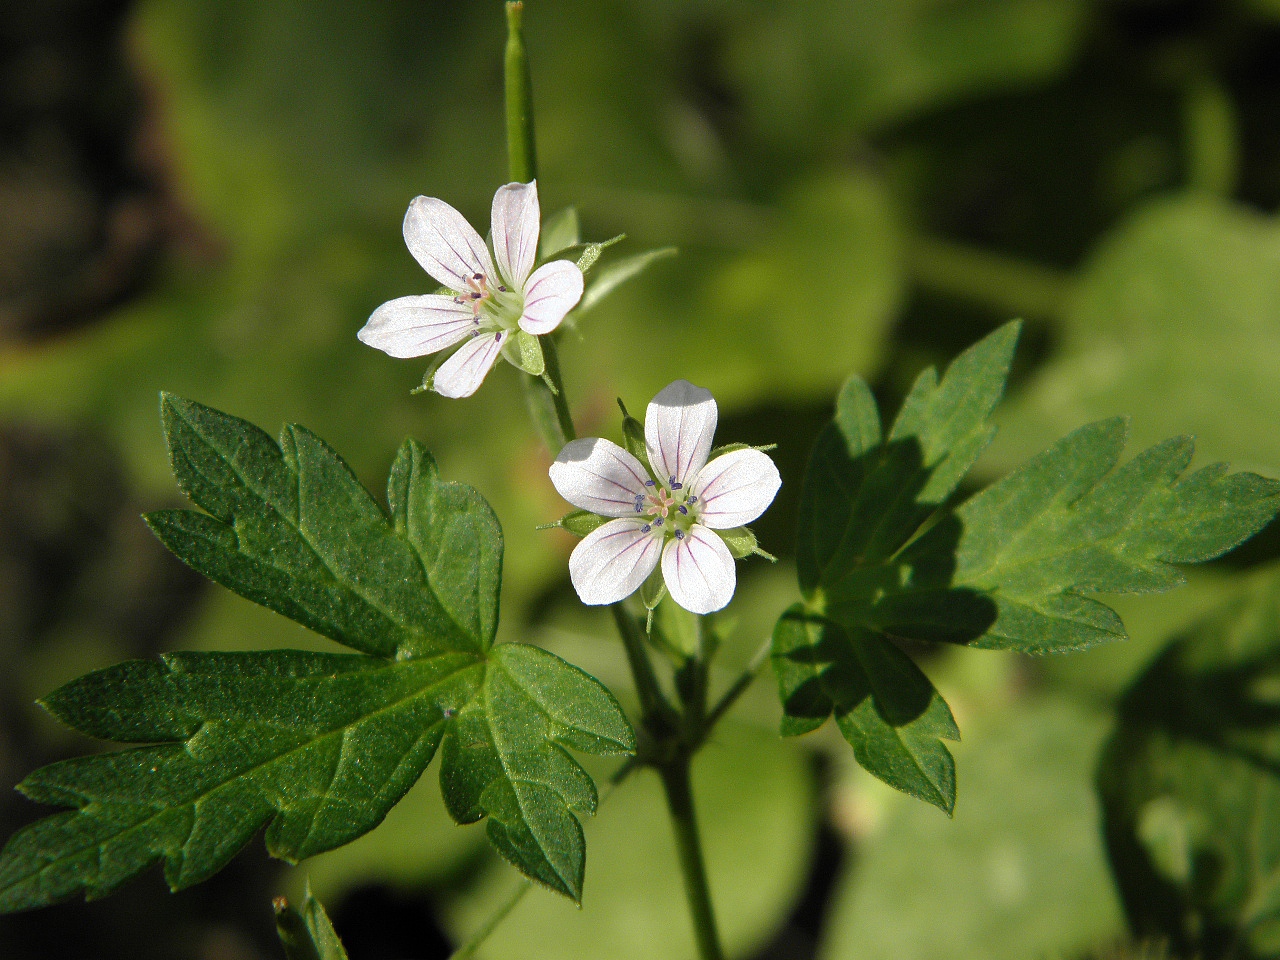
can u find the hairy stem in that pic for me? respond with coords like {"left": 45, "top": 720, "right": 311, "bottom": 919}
{"left": 504, "top": 2, "right": 536, "bottom": 185}
{"left": 504, "top": 10, "right": 724, "bottom": 959}
{"left": 660, "top": 760, "right": 725, "bottom": 960}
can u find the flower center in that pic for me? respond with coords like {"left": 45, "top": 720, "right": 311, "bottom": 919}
{"left": 634, "top": 476, "right": 700, "bottom": 538}
{"left": 454, "top": 272, "right": 524, "bottom": 335}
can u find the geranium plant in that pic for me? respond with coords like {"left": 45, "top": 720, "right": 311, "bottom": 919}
{"left": 2, "top": 5, "right": 1278, "bottom": 960}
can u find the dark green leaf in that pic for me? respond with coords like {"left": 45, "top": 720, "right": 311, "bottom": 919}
{"left": 888, "top": 422, "right": 1280, "bottom": 652}
{"left": 150, "top": 394, "right": 501, "bottom": 658}
{"left": 1098, "top": 566, "right": 1280, "bottom": 959}
{"left": 0, "top": 642, "right": 631, "bottom": 910}
{"left": 439, "top": 644, "right": 635, "bottom": 900}
{"left": 0, "top": 400, "right": 634, "bottom": 911}
{"left": 780, "top": 322, "right": 1280, "bottom": 810}
{"left": 797, "top": 320, "right": 1019, "bottom": 597}
{"left": 772, "top": 605, "right": 958, "bottom": 812}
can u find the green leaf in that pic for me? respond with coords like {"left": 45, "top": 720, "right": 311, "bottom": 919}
{"left": 578, "top": 247, "right": 677, "bottom": 314}
{"left": 439, "top": 644, "right": 635, "bottom": 900}
{"left": 148, "top": 393, "right": 501, "bottom": 659}
{"left": 0, "top": 401, "right": 634, "bottom": 911}
{"left": 1098, "top": 565, "right": 1280, "bottom": 959}
{"left": 772, "top": 605, "right": 959, "bottom": 813}
{"left": 798, "top": 320, "right": 1020, "bottom": 598}
{"left": 889, "top": 421, "right": 1280, "bottom": 653}
{"left": 275, "top": 886, "right": 349, "bottom": 960}
{"left": 780, "top": 321, "right": 1280, "bottom": 809}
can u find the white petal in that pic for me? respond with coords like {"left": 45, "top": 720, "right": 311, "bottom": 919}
{"left": 661, "top": 525, "right": 736, "bottom": 614}
{"left": 432, "top": 331, "right": 505, "bottom": 398}
{"left": 645, "top": 380, "right": 717, "bottom": 487}
{"left": 357, "top": 295, "right": 477, "bottom": 359}
{"left": 690, "top": 449, "right": 781, "bottom": 529}
{"left": 491, "top": 181, "right": 540, "bottom": 289}
{"left": 569, "top": 518, "right": 663, "bottom": 606}
{"left": 550, "top": 438, "right": 653, "bottom": 517}
{"left": 403, "top": 196, "right": 495, "bottom": 292}
{"left": 518, "top": 260, "right": 584, "bottom": 335}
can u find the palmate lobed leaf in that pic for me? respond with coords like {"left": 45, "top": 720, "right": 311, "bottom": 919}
{"left": 0, "top": 398, "right": 635, "bottom": 911}
{"left": 776, "top": 321, "right": 1280, "bottom": 812}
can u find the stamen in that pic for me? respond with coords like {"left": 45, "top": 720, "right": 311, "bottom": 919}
{"left": 688, "top": 495, "right": 698, "bottom": 504}
{"left": 653, "top": 517, "right": 663, "bottom": 527}
{"left": 470, "top": 292, "right": 483, "bottom": 300}
{"left": 473, "top": 273, "right": 484, "bottom": 281}
{"left": 671, "top": 482, "right": 683, "bottom": 490}
{"left": 634, "top": 503, "right": 643, "bottom": 513}
{"left": 641, "top": 524, "right": 651, "bottom": 533}
{"left": 645, "top": 479, "right": 655, "bottom": 487}
{"left": 498, "top": 285, "right": 508, "bottom": 292}
{"left": 678, "top": 506, "right": 688, "bottom": 515}
{"left": 675, "top": 529, "right": 685, "bottom": 540}
{"left": 494, "top": 332, "right": 503, "bottom": 343}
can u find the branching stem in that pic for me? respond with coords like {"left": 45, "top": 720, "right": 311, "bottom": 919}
{"left": 506, "top": 8, "right": 727, "bottom": 960}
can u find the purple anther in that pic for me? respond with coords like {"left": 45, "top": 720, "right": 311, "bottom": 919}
{"left": 471, "top": 292, "right": 483, "bottom": 300}
{"left": 675, "top": 529, "right": 685, "bottom": 540}
{"left": 678, "top": 505, "right": 688, "bottom": 515}
{"left": 652, "top": 517, "right": 663, "bottom": 527}
{"left": 671, "top": 482, "right": 683, "bottom": 490}
{"left": 473, "top": 273, "right": 484, "bottom": 280}
{"left": 641, "top": 524, "right": 651, "bottom": 533}
{"left": 688, "top": 495, "right": 698, "bottom": 504}
{"left": 498, "top": 285, "right": 508, "bottom": 292}
{"left": 645, "top": 479, "right": 655, "bottom": 487}
{"left": 494, "top": 332, "right": 503, "bottom": 342}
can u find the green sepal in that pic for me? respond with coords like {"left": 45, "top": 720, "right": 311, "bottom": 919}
{"left": 553, "top": 235, "right": 624, "bottom": 275}
{"left": 710, "top": 442, "right": 777, "bottom": 460}
{"left": 617, "top": 398, "right": 651, "bottom": 468}
{"left": 512, "top": 329, "right": 545, "bottom": 376}
{"left": 538, "top": 509, "right": 607, "bottom": 538}
{"left": 411, "top": 351, "right": 451, "bottom": 395}
{"left": 718, "top": 526, "right": 759, "bottom": 559}
{"left": 652, "top": 597, "right": 701, "bottom": 660}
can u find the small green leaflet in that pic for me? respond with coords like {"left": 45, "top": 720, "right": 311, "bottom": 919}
{"left": 275, "top": 885, "right": 349, "bottom": 960}
{"left": 0, "top": 397, "right": 634, "bottom": 911}
{"left": 776, "top": 321, "right": 1280, "bottom": 813}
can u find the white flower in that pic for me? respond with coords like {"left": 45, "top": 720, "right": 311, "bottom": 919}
{"left": 549, "top": 380, "right": 781, "bottom": 614}
{"left": 358, "top": 181, "right": 584, "bottom": 398}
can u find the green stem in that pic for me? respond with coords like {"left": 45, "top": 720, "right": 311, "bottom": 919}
{"left": 541, "top": 336, "right": 576, "bottom": 443}
{"left": 704, "top": 636, "right": 772, "bottom": 732}
{"left": 611, "top": 604, "right": 672, "bottom": 730}
{"left": 504, "top": 1, "right": 537, "bottom": 185}
{"left": 909, "top": 233, "right": 1073, "bottom": 321}
{"left": 659, "top": 760, "right": 725, "bottom": 960}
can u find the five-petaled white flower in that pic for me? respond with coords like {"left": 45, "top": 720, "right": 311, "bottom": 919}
{"left": 358, "top": 180, "right": 584, "bottom": 398}
{"left": 549, "top": 380, "right": 781, "bottom": 614}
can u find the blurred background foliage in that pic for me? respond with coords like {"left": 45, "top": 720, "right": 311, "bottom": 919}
{"left": 3, "top": 0, "right": 1280, "bottom": 958}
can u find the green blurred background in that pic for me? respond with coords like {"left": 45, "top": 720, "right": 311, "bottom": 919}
{"left": 4, "top": 0, "right": 1280, "bottom": 958}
